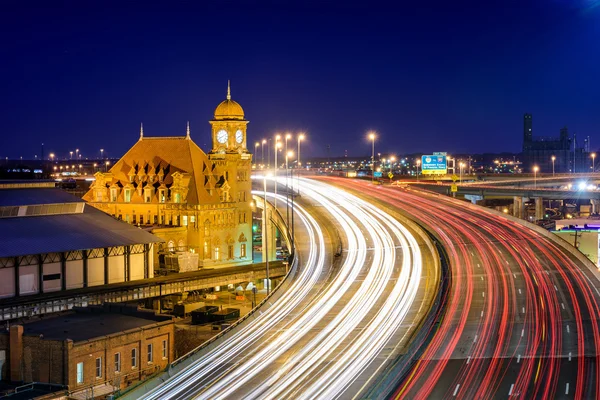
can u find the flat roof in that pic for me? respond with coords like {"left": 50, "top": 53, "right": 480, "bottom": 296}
{"left": 0, "top": 202, "right": 161, "bottom": 258}
{"left": 0, "top": 187, "right": 80, "bottom": 207}
{"left": 22, "top": 312, "right": 168, "bottom": 342}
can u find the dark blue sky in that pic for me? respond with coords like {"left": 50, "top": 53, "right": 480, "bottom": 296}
{"left": 1, "top": 0, "right": 599, "bottom": 159}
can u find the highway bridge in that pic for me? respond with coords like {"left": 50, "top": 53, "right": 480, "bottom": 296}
{"left": 117, "top": 175, "right": 600, "bottom": 399}
{"left": 327, "top": 177, "right": 600, "bottom": 399}
{"left": 121, "top": 177, "right": 439, "bottom": 399}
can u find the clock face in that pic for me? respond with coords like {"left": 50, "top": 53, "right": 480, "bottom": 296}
{"left": 217, "top": 129, "right": 228, "bottom": 144}
{"left": 235, "top": 130, "right": 244, "bottom": 144}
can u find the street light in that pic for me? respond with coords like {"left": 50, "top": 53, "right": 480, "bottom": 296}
{"left": 297, "top": 133, "right": 305, "bottom": 168}
{"left": 75, "top": 149, "right": 79, "bottom": 159}
{"left": 533, "top": 165, "right": 539, "bottom": 189}
{"left": 368, "top": 132, "right": 376, "bottom": 182}
{"left": 261, "top": 139, "right": 266, "bottom": 167}
{"left": 459, "top": 162, "right": 465, "bottom": 183}
{"left": 285, "top": 151, "right": 294, "bottom": 229}
{"left": 105, "top": 160, "right": 110, "bottom": 172}
{"left": 274, "top": 140, "right": 282, "bottom": 209}
{"left": 592, "top": 153, "right": 596, "bottom": 172}
{"left": 285, "top": 133, "right": 292, "bottom": 157}
{"left": 254, "top": 142, "right": 260, "bottom": 167}
{"left": 100, "top": 148, "right": 104, "bottom": 159}
{"left": 263, "top": 172, "right": 273, "bottom": 295}
{"left": 69, "top": 151, "right": 73, "bottom": 159}
{"left": 551, "top": 155, "right": 556, "bottom": 177}
{"left": 49, "top": 153, "right": 55, "bottom": 162}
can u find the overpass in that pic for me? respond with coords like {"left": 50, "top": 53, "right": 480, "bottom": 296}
{"left": 413, "top": 181, "right": 600, "bottom": 220}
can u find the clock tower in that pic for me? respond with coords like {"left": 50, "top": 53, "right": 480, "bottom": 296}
{"left": 209, "top": 81, "right": 249, "bottom": 154}
{"left": 207, "top": 82, "right": 253, "bottom": 265}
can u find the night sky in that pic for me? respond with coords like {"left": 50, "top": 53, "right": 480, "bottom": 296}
{"left": 1, "top": 0, "right": 599, "bottom": 160}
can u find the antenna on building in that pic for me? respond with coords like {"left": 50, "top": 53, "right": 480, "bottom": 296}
{"left": 186, "top": 121, "right": 190, "bottom": 140}
{"left": 227, "top": 80, "right": 231, "bottom": 100}
{"left": 140, "top": 122, "right": 144, "bottom": 141}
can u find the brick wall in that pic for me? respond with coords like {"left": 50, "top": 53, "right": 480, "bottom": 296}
{"left": 5, "top": 319, "right": 174, "bottom": 391}
{"left": 0, "top": 332, "right": 8, "bottom": 381}
{"left": 67, "top": 320, "right": 174, "bottom": 390}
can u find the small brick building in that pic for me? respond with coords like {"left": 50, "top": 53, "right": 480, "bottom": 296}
{"left": 0, "top": 304, "right": 174, "bottom": 392}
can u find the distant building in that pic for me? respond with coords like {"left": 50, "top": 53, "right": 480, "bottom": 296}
{"left": 0, "top": 182, "right": 160, "bottom": 299}
{"left": 0, "top": 304, "right": 174, "bottom": 393}
{"left": 521, "top": 113, "right": 588, "bottom": 173}
{"left": 84, "top": 83, "right": 253, "bottom": 269}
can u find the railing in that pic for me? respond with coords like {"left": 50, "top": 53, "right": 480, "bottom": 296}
{"left": 1, "top": 382, "right": 67, "bottom": 398}
{"left": 69, "top": 364, "right": 162, "bottom": 399}
{"left": 0, "top": 262, "right": 286, "bottom": 322}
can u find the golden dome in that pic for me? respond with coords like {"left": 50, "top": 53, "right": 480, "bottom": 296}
{"left": 214, "top": 81, "right": 245, "bottom": 120}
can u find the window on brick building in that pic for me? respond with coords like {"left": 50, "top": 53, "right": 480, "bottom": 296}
{"left": 77, "top": 362, "right": 84, "bottom": 384}
{"left": 131, "top": 348, "right": 137, "bottom": 368}
{"left": 114, "top": 352, "right": 121, "bottom": 373}
{"left": 95, "top": 357, "right": 102, "bottom": 378}
{"left": 162, "top": 340, "right": 167, "bottom": 359}
{"left": 148, "top": 343, "right": 153, "bottom": 363}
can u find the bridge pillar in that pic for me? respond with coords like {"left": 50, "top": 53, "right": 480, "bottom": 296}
{"left": 513, "top": 196, "right": 525, "bottom": 219}
{"left": 591, "top": 199, "right": 600, "bottom": 215}
{"left": 535, "top": 197, "right": 544, "bottom": 221}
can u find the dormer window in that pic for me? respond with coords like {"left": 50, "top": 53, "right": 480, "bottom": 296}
{"left": 174, "top": 193, "right": 181, "bottom": 203}
{"left": 159, "top": 189, "right": 166, "bottom": 203}
{"left": 144, "top": 188, "right": 152, "bottom": 203}
{"left": 124, "top": 189, "right": 132, "bottom": 203}
{"left": 110, "top": 188, "right": 118, "bottom": 202}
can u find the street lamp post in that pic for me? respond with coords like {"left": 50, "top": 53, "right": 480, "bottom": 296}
{"left": 274, "top": 137, "right": 281, "bottom": 209}
{"left": 592, "top": 153, "right": 596, "bottom": 172}
{"left": 459, "top": 162, "right": 465, "bottom": 183}
{"left": 297, "top": 133, "right": 305, "bottom": 168}
{"left": 368, "top": 132, "right": 376, "bottom": 182}
{"left": 551, "top": 155, "right": 556, "bottom": 176}
{"left": 263, "top": 173, "right": 271, "bottom": 295}
{"left": 105, "top": 160, "right": 110, "bottom": 172}
{"left": 254, "top": 142, "right": 260, "bottom": 168}
{"left": 69, "top": 151, "right": 73, "bottom": 159}
{"left": 285, "top": 133, "right": 292, "bottom": 158}
{"left": 100, "top": 148, "right": 104, "bottom": 159}
{"left": 533, "top": 165, "right": 539, "bottom": 189}
{"left": 285, "top": 151, "right": 293, "bottom": 231}
{"left": 261, "top": 139, "right": 266, "bottom": 167}
{"left": 416, "top": 159, "right": 421, "bottom": 182}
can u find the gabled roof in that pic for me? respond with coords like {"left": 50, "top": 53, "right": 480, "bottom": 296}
{"left": 84, "top": 136, "right": 222, "bottom": 204}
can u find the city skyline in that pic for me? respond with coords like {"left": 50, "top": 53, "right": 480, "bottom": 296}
{"left": 1, "top": 1, "right": 599, "bottom": 159}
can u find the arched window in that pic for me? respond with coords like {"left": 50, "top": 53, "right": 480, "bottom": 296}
{"left": 167, "top": 240, "right": 175, "bottom": 252}
{"left": 178, "top": 240, "right": 185, "bottom": 251}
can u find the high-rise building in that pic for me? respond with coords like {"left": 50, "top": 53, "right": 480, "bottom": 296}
{"left": 523, "top": 113, "right": 533, "bottom": 149}
{"left": 84, "top": 83, "right": 253, "bottom": 269}
{"left": 521, "top": 113, "right": 587, "bottom": 173}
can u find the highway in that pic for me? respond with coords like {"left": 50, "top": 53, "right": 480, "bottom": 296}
{"left": 324, "top": 177, "right": 600, "bottom": 399}
{"left": 129, "top": 177, "right": 437, "bottom": 399}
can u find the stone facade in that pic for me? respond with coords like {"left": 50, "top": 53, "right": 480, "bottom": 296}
{"left": 84, "top": 85, "right": 253, "bottom": 270}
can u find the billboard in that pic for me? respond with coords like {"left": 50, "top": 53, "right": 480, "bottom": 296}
{"left": 421, "top": 154, "right": 447, "bottom": 175}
